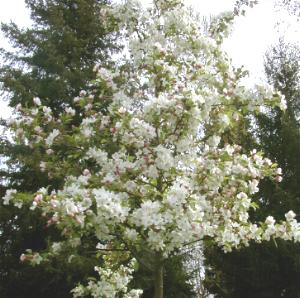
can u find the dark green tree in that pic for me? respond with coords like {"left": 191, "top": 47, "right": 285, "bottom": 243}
{"left": 0, "top": 0, "right": 119, "bottom": 191}
{"left": 0, "top": 1, "right": 118, "bottom": 297}
{"left": 204, "top": 40, "right": 300, "bottom": 298}
{"left": 1, "top": 0, "right": 117, "bottom": 111}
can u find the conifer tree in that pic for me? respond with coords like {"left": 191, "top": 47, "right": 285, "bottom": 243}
{"left": 0, "top": 0, "right": 118, "bottom": 191}
{"left": 0, "top": 1, "right": 117, "bottom": 297}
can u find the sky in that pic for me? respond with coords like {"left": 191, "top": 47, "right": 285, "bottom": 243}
{"left": 0, "top": 0, "right": 299, "bottom": 119}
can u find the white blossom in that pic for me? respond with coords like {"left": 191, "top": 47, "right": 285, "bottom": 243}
{"left": 45, "top": 129, "right": 60, "bottom": 146}
{"left": 285, "top": 210, "right": 296, "bottom": 221}
{"left": 33, "top": 97, "right": 41, "bottom": 106}
{"left": 65, "top": 107, "right": 76, "bottom": 116}
{"left": 3, "top": 189, "right": 17, "bottom": 205}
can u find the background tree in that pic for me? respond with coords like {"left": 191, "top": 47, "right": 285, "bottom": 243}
{"left": 0, "top": 1, "right": 118, "bottom": 297}
{"left": 0, "top": 0, "right": 118, "bottom": 191}
{"left": 204, "top": 40, "right": 300, "bottom": 298}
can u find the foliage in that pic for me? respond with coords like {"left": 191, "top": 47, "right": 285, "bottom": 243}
{"left": 0, "top": 197, "right": 98, "bottom": 298}
{"left": 0, "top": 0, "right": 118, "bottom": 111}
{"left": 0, "top": 0, "right": 119, "bottom": 191}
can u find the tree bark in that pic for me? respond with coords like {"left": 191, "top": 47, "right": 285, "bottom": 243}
{"left": 154, "top": 256, "right": 164, "bottom": 298}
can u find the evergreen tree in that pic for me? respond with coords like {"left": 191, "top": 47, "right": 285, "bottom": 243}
{"left": 0, "top": 0, "right": 118, "bottom": 191}
{"left": 204, "top": 40, "right": 300, "bottom": 298}
{"left": 1, "top": 0, "right": 117, "bottom": 111}
{"left": 0, "top": 1, "right": 117, "bottom": 297}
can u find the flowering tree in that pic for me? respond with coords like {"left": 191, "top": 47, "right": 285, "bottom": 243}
{"left": 3, "top": 1, "right": 300, "bottom": 297}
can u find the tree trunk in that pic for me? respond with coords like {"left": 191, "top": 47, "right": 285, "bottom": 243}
{"left": 154, "top": 256, "right": 164, "bottom": 298}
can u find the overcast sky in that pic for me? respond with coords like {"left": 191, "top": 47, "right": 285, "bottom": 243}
{"left": 0, "top": 0, "right": 299, "bottom": 119}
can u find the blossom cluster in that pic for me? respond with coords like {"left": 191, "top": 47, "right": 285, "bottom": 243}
{"left": 72, "top": 259, "right": 142, "bottom": 298}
